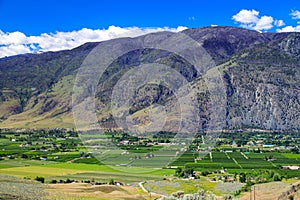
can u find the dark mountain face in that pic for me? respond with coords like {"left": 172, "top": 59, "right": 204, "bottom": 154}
{"left": 222, "top": 34, "right": 300, "bottom": 130}
{"left": 183, "top": 26, "right": 272, "bottom": 64}
{"left": 0, "top": 26, "right": 299, "bottom": 130}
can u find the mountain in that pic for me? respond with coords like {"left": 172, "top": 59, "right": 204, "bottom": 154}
{"left": 0, "top": 26, "right": 299, "bottom": 130}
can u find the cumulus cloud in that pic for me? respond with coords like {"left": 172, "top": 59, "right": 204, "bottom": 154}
{"left": 232, "top": 9, "right": 284, "bottom": 32}
{"left": 232, "top": 9, "right": 260, "bottom": 24}
{"left": 276, "top": 10, "right": 300, "bottom": 32}
{"left": 0, "top": 25, "right": 187, "bottom": 58}
{"left": 290, "top": 10, "right": 300, "bottom": 20}
{"left": 255, "top": 16, "right": 274, "bottom": 31}
{"left": 277, "top": 25, "right": 300, "bottom": 32}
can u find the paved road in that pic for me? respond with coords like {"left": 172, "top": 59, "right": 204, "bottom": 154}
{"left": 138, "top": 181, "right": 166, "bottom": 199}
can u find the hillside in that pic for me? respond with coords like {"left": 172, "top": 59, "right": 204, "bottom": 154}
{"left": 0, "top": 26, "right": 299, "bottom": 130}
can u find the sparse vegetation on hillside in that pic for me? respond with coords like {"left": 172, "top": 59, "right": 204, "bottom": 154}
{"left": 0, "top": 27, "right": 299, "bottom": 130}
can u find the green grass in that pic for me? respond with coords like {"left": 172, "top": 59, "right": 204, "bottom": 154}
{"left": 0, "top": 161, "right": 175, "bottom": 185}
{"left": 0, "top": 159, "right": 56, "bottom": 169}
{"left": 47, "top": 171, "right": 165, "bottom": 184}
{"left": 0, "top": 163, "right": 20, "bottom": 169}
{"left": 0, "top": 164, "right": 88, "bottom": 178}
{"left": 0, "top": 161, "right": 175, "bottom": 180}
{"left": 281, "top": 153, "right": 300, "bottom": 159}
{"left": 73, "top": 157, "right": 103, "bottom": 165}
{"left": 48, "top": 154, "right": 80, "bottom": 162}
{"left": 41, "top": 163, "right": 174, "bottom": 175}
{"left": 36, "top": 163, "right": 119, "bottom": 172}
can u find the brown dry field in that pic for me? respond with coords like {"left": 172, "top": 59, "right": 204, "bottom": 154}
{"left": 45, "top": 181, "right": 300, "bottom": 200}
{"left": 46, "top": 183, "right": 160, "bottom": 200}
{"left": 240, "top": 181, "right": 300, "bottom": 200}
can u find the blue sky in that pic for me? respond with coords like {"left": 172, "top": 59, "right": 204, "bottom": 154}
{"left": 1, "top": 0, "right": 299, "bottom": 34}
{"left": 0, "top": 0, "right": 300, "bottom": 57}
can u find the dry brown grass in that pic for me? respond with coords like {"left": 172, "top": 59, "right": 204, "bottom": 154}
{"left": 46, "top": 183, "right": 160, "bottom": 200}
{"left": 239, "top": 180, "right": 300, "bottom": 200}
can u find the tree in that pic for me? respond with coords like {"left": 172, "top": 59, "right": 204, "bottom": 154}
{"left": 50, "top": 179, "right": 57, "bottom": 184}
{"left": 175, "top": 167, "right": 183, "bottom": 177}
{"left": 65, "top": 178, "right": 73, "bottom": 183}
{"left": 21, "top": 153, "right": 29, "bottom": 159}
{"left": 202, "top": 171, "right": 210, "bottom": 176}
{"left": 35, "top": 176, "right": 45, "bottom": 183}
{"left": 291, "top": 147, "right": 299, "bottom": 154}
{"left": 109, "top": 179, "right": 115, "bottom": 185}
{"left": 273, "top": 174, "right": 282, "bottom": 181}
{"left": 268, "top": 170, "right": 275, "bottom": 179}
{"left": 239, "top": 173, "right": 246, "bottom": 183}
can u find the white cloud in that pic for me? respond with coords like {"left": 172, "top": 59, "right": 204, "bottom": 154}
{"left": 255, "top": 16, "right": 274, "bottom": 31}
{"left": 274, "top": 19, "right": 285, "bottom": 27}
{"left": 277, "top": 25, "right": 300, "bottom": 32}
{"left": 232, "top": 9, "right": 284, "bottom": 32}
{"left": 0, "top": 31, "right": 28, "bottom": 45}
{"left": 0, "top": 25, "right": 187, "bottom": 58}
{"left": 0, "top": 44, "right": 31, "bottom": 58}
{"left": 276, "top": 10, "right": 300, "bottom": 32}
{"left": 232, "top": 9, "right": 259, "bottom": 24}
{"left": 290, "top": 10, "right": 300, "bottom": 20}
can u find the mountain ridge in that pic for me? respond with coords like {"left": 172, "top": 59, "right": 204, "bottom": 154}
{"left": 0, "top": 26, "right": 299, "bottom": 130}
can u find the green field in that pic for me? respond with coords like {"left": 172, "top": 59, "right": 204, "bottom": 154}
{"left": 173, "top": 151, "right": 300, "bottom": 178}
{"left": 281, "top": 153, "right": 300, "bottom": 159}
{"left": 0, "top": 161, "right": 175, "bottom": 184}
{"left": 0, "top": 129, "right": 299, "bottom": 199}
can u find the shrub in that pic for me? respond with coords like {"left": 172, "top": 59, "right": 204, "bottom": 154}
{"left": 35, "top": 176, "right": 45, "bottom": 183}
{"left": 109, "top": 179, "right": 114, "bottom": 185}
{"left": 288, "top": 195, "right": 294, "bottom": 200}
{"left": 171, "top": 190, "right": 184, "bottom": 198}
{"left": 273, "top": 174, "right": 282, "bottom": 181}
{"left": 21, "top": 154, "right": 29, "bottom": 159}
{"left": 50, "top": 179, "right": 57, "bottom": 184}
{"left": 65, "top": 178, "right": 73, "bottom": 183}
{"left": 202, "top": 171, "right": 210, "bottom": 176}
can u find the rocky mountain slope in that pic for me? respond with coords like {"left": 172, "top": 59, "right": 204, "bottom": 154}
{"left": 0, "top": 26, "right": 299, "bottom": 130}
